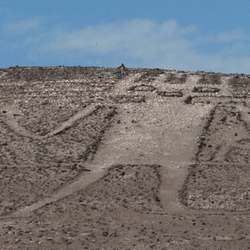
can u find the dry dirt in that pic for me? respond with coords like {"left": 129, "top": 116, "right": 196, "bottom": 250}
{"left": 0, "top": 65, "right": 250, "bottom": 249}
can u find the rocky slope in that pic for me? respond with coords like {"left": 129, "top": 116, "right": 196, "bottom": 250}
{"left": 0, "top": 65, "right": 250, "bottom": 249}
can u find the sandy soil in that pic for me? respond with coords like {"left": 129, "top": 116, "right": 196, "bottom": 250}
{"left": 0, "top": 65, "right": 250, "bottom": 249}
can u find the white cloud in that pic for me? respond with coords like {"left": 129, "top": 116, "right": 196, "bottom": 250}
{"left": 41, "top": 18, "right": 198, "bottom": 55}
{"left": 35, "top": 18, "right": 250, "bottom": 73}
{"left": 2, "top": 17, "right": 250, "bottom": 73}
{"left": 217, "top": 28, "right": 246, "bottom": 43}
{"left": 3, "top": 19, "right": 41, "bottom": 36}
{"left": 219, "top": 42, "right": 245, "bottom": 56}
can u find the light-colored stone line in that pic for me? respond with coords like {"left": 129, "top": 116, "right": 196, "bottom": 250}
{"left": 0, "top": 72, "right": 7, "bottom": 79}
{"left": 0, "top": 103, "right": 105, "bottom": 140}
{"left": 44, "top": 104, "right": 102, "bottom": 138}
{"left": 4, "top": 168, "right": 108, "bottom": 219}
{"left": 0, "top": 105, "right": 117, "bottom": 222}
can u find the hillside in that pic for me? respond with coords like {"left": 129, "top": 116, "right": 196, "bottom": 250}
{"left": 0, "top": 64, "right": 250, "bottom": 249}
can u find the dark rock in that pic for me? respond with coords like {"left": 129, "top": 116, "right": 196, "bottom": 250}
{"left": 118, "top": 63, "right": 125, "bottom": 69}
{"left": 103, "top": 232, "right": 109, "bottom": 236}
{"left": 184, "top": 96, "right": 192, "bottom": 104}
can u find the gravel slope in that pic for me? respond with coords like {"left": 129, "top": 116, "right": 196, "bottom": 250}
{"left": 1, "top": 65, "right": 250, "bottom": 249}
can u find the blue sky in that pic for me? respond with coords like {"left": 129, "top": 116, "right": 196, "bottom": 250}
{"left": 0, "top": 0, "right": 250, "bottom": 74}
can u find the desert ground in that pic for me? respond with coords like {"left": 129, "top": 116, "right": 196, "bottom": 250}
{"left": 0, "top": 64, "right": 250, "bottom": 249}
